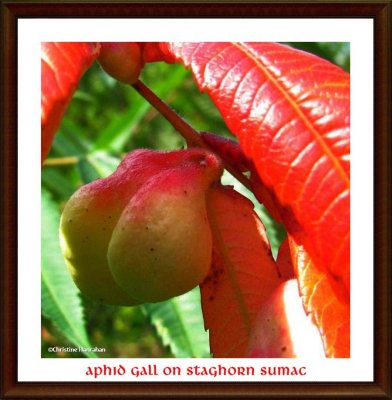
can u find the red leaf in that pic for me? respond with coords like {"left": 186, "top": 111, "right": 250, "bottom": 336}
{"left": 41, "top": 42, "right": 101, "bottom": 163}
{"left": 288, "top": 236, "right": 350, "bottom": 357}
{"left": 247, "top": 279, "right": 325, "bottom": 358}
{"left": 201, "top": 185, "right": 281, "bottom": 357}
{"left": 139, "top": 42, "right": 176, "bottom": 64}
{"left": 276, "top": 238, "right": 295, "bottom": 280}
{"left": 163, "top": 42, "right": 350, "bottom": 303}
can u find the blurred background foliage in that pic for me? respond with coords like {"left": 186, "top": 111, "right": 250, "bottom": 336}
{"left": 41, "top": 42, "right": 349, "bottom": 358}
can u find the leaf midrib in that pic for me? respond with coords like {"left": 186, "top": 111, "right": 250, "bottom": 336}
{"left": 233, "top": 42, "right": 350, "bottom": 188}
{"left": 41, "top": 270, "right": 90, "bottom": 349}
{"left": 207, "top": 203, "right": 251, "bottom": 335}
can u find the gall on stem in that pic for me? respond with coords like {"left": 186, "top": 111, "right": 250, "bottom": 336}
{"left": 131, "top": 79, "right": 253, "bottom": 193}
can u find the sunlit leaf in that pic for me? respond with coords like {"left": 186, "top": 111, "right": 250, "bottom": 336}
{"left": 289, "top": 237, "right": 350, "bottom": 357}
{"left": 248, "top": 279, "right": 325, "bottom": 358}
{"left": 41, "top": 42, "right": 100, "bottom": 162}
{"left": 164, "top": 42, "right": 350, "bottom": 303}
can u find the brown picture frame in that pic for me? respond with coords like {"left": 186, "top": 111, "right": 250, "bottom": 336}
{"left": 1, "top": 1, "right": 390, "bottom": 398}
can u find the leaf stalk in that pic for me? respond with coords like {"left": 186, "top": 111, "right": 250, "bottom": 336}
{"left": 132, "top": 79, "right": 253, "bottom": 192}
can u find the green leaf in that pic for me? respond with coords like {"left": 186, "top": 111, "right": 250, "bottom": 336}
{"left": 77, "top": 152, "right": 121, "bottom": 185}
{"left": 41, "top": 168, "right": 76, "bottom": 199}
{"left": 93, "top": 64, "right": 189, "bottom": 152}
{"left": 41, "top": 189, "right": 96, "bottom": 357}
{"left": 52, "top": 133, "right": 81, "bottom": 157}
{"left": 87, "top": 152, "right": 121, "bottom": 178}
{"left": 77, "top": 158, "right": 101, "bottom": 184}
{"left": 92, "top": 100, "right": 149, "bottom": 152}
{"left": 142, "top": 287, "right": 210, "bottom": 358}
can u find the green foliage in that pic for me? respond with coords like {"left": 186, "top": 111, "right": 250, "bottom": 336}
{"left": 42, "top": 42, "right": 349, "bottom": 358}
{"left": 41, "top": 189, "right": 95, "bottom": 357}
{"left": 142, "top": 287, "right": 210, "bottom": 358}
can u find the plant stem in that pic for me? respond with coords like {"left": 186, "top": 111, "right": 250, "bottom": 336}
{"left": 131, "top": 79, "right": 253, "bottom": 192}
{"left": 132, "top": 80, "right": 204, "bottom": 147}
{"left": 43, "top": 156, "right": 79, "bottom": 167}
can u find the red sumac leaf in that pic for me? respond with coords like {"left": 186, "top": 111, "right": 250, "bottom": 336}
{"left": 288, "top": 237, "right": 350, "bottom": 357}
{"left": 41, "top": 42, "right": 101, "bottom": 163}
{"left": 139, "top": 42, "right": 176, "bottom": 64}
{"left": 163, "top": 42, "right": 350, "bottom": 303}
{"left": 201, "top": 185, "right": 281, "bottom": 357}
{"left": 247, "top": 279, "right": 325, "bottom": 358}
{"left": 276, "top": 238, "right": 295, "bottom": 280}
